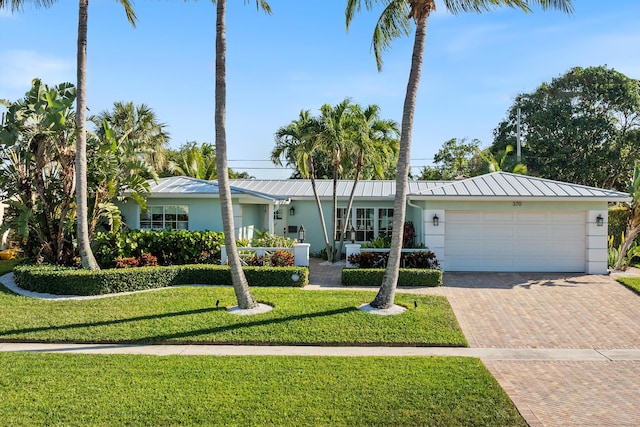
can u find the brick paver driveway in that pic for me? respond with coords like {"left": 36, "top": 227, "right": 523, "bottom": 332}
{"left": 440, "top": 272, "right": 640, "bottom": 427}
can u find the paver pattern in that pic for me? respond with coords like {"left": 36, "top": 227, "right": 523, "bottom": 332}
{"left": 308, "top": 260, "right": 640, "bottom": 427}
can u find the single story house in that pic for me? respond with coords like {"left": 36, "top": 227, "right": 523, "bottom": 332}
{"left": 118, "top": 172, "right": 630, "bottom": 274}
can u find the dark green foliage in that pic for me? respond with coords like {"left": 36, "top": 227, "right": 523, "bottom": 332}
{"left": 342, "top": 268, "right": 442, "bottom": 287}
{"left": 492, "top": 66, "right": 640, "bottom": 190}
{"left": 93, "top": 229, "right": 224, "bottom": 268}
{"left": 13, "top": 264, "right": 308, "bottom": 295}
{"left": 609, "top": 206, "right": 630, "bottom": 247}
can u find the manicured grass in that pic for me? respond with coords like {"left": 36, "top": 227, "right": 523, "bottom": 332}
{"left": 0, "top": 285, "right": 467, "bottom": 346}
{"left": 617, "top": 277, "right": 640, "bottom": 295}
{"left": 0, "top": 353, "right": 526, "bottom": 426}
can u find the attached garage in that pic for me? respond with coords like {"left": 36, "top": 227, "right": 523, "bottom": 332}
{"left": 444, "top": 210, "right": 586, "bottom": 272}
{"left": 415, "top": 172, "right": 630, "bottom": 274}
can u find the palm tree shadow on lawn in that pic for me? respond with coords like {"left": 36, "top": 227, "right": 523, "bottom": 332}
{"left": 0, "top": 306, "right": 358, "bottom": 344}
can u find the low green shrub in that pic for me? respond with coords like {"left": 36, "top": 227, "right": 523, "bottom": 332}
{"left": 13, "top": 264, "right": 309, "bottom": 296}
{"left": 93, "top": 230, "right": 224, "bottom": 268}
{"left": 341, "top": 268, "right": 442, "bottom": 287}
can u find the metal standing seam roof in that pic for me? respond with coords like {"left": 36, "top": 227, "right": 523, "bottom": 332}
{"left": 145, "top": 173, "right": 629, "bottom": 202}
{"left": 414, "top": 172, "right": 630, "bottom": 200}
{"left": 146, "top": 176, "right": 279, "bottom": 202}
{"left": 228, "top": 179, "right": 449, "bottom": 199}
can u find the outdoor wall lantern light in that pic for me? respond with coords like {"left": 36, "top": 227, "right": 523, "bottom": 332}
{"left": 350, "top": 225, "right": 356, "bottom": 243}
{"left": 432, "top": 214, "right": 440, "bottom": 227}
{"left": 596, "top": 214, "right": 604, "bottom": 227}
{"left": 298, "top": 224, "right": 305, "bottom": 243}
{"left": 289, "top": 206, "right": 295, "bottom": 216}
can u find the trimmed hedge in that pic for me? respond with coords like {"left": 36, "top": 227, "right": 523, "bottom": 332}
{"left": 13, "top": 264, "right": 309, "bottom": 296}
{"left": 341, "top": 268, "right": 442, "bottom": 287}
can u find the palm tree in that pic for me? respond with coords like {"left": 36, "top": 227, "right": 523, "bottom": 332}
{"left": 346, "top": 0, "right": 574, "bottom": 309}
{"left": 92, "top": 101, "right": 170, "bottom": 174}
{"left": 215, "top": 0, "right": 271, "bottom": 310}
{"left": 77, "top": 0, "right": 136, "bottom": 270}
{"left": 273, "top": 101, "right": 399, "bottom": 262}
{"left": 335, "top": 104, "right": 399, "bottom": 257}
{"left": 1, "top": 0, "right": 137, "bottom": 271}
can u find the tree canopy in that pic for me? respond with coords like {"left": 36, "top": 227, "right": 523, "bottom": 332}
{"left": 492, "top": 66, "right": 640, "bottom": 190}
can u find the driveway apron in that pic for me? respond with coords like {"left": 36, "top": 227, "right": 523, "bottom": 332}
{"left": 440, "top": 272, "right": 640, "bottom": 427}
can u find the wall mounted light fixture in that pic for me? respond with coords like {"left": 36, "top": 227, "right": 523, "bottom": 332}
{"left": 298, "top": 224, "right": 305, "bottom": 242}
{"left": 432, "top": 214, "right": 440, "bottom": 227}
{"left": 289, "top": 206, "right": 295, "bottom": 216}
{"left": 596, "top": 214, "right": 604, "bottom": 227}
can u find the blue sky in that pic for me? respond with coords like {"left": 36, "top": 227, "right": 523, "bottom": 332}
{"left": 1, "top": 1, "right": 639, "bottom": 178}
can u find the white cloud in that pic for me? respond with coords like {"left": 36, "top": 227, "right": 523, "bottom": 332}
{"left": 0, "top": 50, "right": 73, "bottom": 100}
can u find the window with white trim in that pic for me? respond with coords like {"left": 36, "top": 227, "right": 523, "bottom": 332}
{"left": 378, "top": 208, "right": 394, "bottom": 237}
{"left": 335, "top": 207, "right": 394, "bottom": 242}
{"left": 335, "top": 208, "right": 352, "bottom": 240}
{"left": 140, "top": 205, "right": 189, "bottom": 230}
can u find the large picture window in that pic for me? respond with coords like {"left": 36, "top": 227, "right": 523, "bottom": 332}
{"left": 140, "top": 205, "right": 189, "bottom": 230}
{"left": 335, "top": 207, "right": 394, "bottom": 242}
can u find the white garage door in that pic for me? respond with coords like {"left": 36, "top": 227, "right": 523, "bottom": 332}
{"left": 444, "top": 211, "right": 586, "bottom": 272}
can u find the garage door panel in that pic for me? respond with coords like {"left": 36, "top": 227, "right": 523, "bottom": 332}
{"left": 445, "top": 210, "right": 586, "bottom": 272}
{"left": 483, "top": 212, "right": 514, "bottom": 222}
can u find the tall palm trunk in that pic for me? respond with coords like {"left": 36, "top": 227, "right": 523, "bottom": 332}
{"left": 336, "top": 152, "right": 363, "bottom": 258}
{"left": 76, "top": 0, "right": 99, "bottom": 270}
{"left": 308, "top": 158, "right": 332, "bottom": 260}
{"left": 215, "top": 0, "right": 256, "bottom": 309}
{"left": 371, "top": 14, "right": 427, "bottom": 309}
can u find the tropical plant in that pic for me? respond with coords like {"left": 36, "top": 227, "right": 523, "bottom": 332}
{"left": 0, "top": 79, "right": 77, "bottom": 265}
{"left": 215, "top": 0, "right": 271, "bottom": 309}
{"left": 250, "top": 230, "right": 296, "bottom": 248}
{"left": 475, "top": 144, "right": 528, "bottom": 175}
{"left": 86, "top": 118, "right": 158, "bottom": 238}
{"left": 91, "top": 101, "right": 169, "bottom": 174}
{"left": 615, "top": 162, "right": 640, "bottom": 270}
{"left": 346, "top": 0, "right": 574, "bottom": 309}
{"left": 169, "top": 141, "right": 218, "bottom": 180}
{"left": 1, "top": 0, "right": 137, "bottom": 270}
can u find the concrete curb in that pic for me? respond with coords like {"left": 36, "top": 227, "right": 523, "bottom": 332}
{"left": 2, "top": 343, "right": 639, "bottom": 361}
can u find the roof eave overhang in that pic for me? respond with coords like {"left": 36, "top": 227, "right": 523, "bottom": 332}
{"left": 408, "top": 195, "right": 632, "bottom": 203}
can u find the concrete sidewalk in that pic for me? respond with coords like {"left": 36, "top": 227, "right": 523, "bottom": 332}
{"left": 2, "top": 342, "right": 640, "bottom": 360}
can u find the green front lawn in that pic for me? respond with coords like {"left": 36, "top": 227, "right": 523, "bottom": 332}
{"left": 0, "top": 285, "right": 466, "bottom": 346}
{"left": 0, "top": 353, "right": 526, "bottom": 426}
{"left": 617, "top": 277, "right": 640, "bottom": 295}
